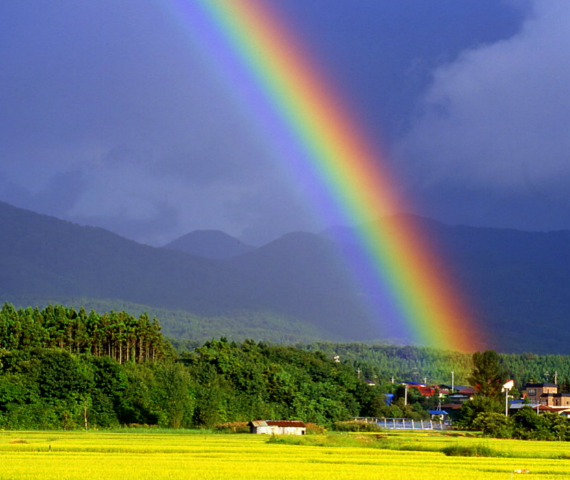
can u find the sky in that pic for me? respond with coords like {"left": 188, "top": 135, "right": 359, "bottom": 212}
{"left": 1, "top": 0, "right": 569, "bottom": 246}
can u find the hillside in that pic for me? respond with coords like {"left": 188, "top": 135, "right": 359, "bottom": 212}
{"left": 427, "top": 221, "right": 570, "bottom": 353}
{"left": 225, "top": 232, "right": 385, "bottom": 341}
{"left": 0, "top": 201, "right": 257, "bottom": 315}
{"left": 2, "top": 200, "right": 570, "bottom": 353}
{"left": 164, "top": 230, "right": 255, "bottom": 259}
{"left": 325, "top": 216, "right": 570, "bottom": 353}
{"left": 0, "top": 201, "right": 375, "bottom": 343}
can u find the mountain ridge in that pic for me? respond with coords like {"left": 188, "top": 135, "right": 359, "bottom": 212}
{"left": 164, "top": 229, "right": 255, "bottom": 259}
{"left": 1, "top": 200, "right": 570, "bottom": 353}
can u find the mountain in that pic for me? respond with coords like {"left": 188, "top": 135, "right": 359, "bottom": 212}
{"left": 326, "top": 216, "right": 570, "bottom": 354}
{"left": 2, "top": 200, "right": 570, "bottom": 353}
{"left": 0, "top": 201, "right": 257, "bottom": 315}
{"left": 0, "top": 201, "right": 377, "bottom": 343}
{"left": 164, "top": 230, "right": 255, "bottom": 259}
{"left": 225, "top": 232, "right": 385, "bottom": 341}
{"left": 422, "top": 220, "right": 570, "bottom": 354}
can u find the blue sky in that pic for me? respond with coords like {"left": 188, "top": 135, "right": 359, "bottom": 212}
{"left": 1, "top": 0, "right": 569, "bottom": 246}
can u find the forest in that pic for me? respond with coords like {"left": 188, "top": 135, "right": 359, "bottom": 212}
{"left": 2, "top": 303, "right": 570, "bottom": 430}
{"left": 0, "top": 303, "right": 169, "bottom": 363}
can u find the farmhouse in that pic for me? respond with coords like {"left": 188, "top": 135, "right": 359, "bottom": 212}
{"left": 402, "top": 382, "right": 450, "bottom": 398}
{"left": 408, "top": 384, "right": 438, "bottom": 397}
{"left": 447, "top": 386, "right": 476, "bottom": 404}
{"left": 248, "top": 420, "right": 306, "bottom": 435}
{"left": 522, "top": 383, "right": 570, "bottom": 408}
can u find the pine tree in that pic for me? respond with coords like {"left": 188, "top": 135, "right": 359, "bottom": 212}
{"left": 468, "top": 350, "right": 508, "bottom": 400}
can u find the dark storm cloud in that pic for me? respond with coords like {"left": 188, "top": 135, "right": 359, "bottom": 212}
{"left": 398, "top": 0, "right": 570, "bottom": 231}
{"left": 0, "top": 0, "right": 285, "bottom": 244}
{"left": 2, "top": 0, "right": 564, "bottom": 245}
{"left": 273, "top": 0, "right": 524, "bottom": 136}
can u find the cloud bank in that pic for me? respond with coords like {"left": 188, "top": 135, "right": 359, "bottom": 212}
{"left": 2, "top": 0, "right": 569, "bottom": 244}
{"left": 399, "top": 0, "right": 570, "bottom": 229}
{"left": 0, "top": 0, "right": 318, "bottom": 245}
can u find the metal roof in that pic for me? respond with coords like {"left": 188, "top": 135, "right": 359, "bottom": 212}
{"left": 249, "top": 420, "right": 306, "bottom": 428}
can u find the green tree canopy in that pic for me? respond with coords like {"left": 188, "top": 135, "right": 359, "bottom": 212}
{"left": 468, "top": 350, "right": 508, "bottom": 400}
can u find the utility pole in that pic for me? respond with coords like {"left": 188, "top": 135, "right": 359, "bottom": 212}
{"left": 451, "top": 370, "right": 455, "bottom": 391}
{"left": 503, "top": 380, "right": 514, "bottom": 416}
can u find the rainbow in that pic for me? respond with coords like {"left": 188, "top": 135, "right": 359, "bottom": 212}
{"left": 170, "top": 0, "right": 485, "bottom": 351}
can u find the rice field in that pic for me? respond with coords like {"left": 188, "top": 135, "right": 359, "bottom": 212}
{"left": 0, "top": 430, "right": 569, "bottom": 480}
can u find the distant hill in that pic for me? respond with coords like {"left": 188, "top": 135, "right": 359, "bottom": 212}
{"left": 164, "top": 230, "right": 255, "bottom": 259}
{"left": 0, "top": 201, "right": 257, "bottom": 315}
{"left": 325, "top": 216, "right": 570, "bottom": 354}
{"left": 0, "top": 201, "right": 378, "bottom": 343}
{"left": 225, "top": 232, "right": 387, "bottom": 341}
{"left": 7, "top": 296, "right": 326, "bottom": 346}
{"left": 422, "top": 220, "right": 570, "bottom": 354}
{"left": 2, "top": 200, "right": 570, "bottom": 354}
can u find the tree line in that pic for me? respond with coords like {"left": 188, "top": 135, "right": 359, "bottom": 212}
{"left": 451, "top": 350, "right": 570, "bottom": 441}
{"left": 0, "top": 333, "right": 436, "bottom": 430}
{"left": 0, "top": 303, "right": 169, "bottom": 363}
{"left": 3, "top": 302, "right": 570, "bottom": 434}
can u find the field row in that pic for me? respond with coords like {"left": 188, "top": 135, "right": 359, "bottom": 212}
{"left": 0, "top": 431, "right": 569, "bottom": 479}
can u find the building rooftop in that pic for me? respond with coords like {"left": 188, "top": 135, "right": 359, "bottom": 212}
{"left": 249, "top": 420, "right": 306, "bottom": 428}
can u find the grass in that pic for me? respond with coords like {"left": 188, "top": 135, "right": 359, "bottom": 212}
{"left": 442, "top": 443, "right": 498, "bottom": 457}
{"left": 0, "top": 430, "right": 569, "bottom": 479}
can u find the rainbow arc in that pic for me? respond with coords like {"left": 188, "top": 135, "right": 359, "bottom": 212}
{"left": 171, "top": 0, "right": 484, "bottom": 351}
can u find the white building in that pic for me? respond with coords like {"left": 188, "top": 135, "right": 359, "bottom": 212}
{"left": 248, "top": 420, "right": 306, "bottom": 435}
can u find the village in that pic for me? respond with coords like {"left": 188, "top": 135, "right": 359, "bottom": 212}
{"left": 248, "top": 380, "right": 570, "bottom": 435}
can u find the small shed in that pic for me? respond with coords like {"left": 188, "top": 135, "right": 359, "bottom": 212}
{"left": 248, "top": 420, "right": 307, "bottom": 435}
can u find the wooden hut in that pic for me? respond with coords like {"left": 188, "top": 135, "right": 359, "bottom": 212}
{"left": 248, "top": 420, "right": 306, "bottom": 435}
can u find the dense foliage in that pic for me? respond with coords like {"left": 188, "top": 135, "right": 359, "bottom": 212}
{"left": 4, "top": 303, "right": 570, "bottom": 434}
{"left": 298, "top": 343, "right": 473, "bottom": 385}
{"left": 0, "top": 303, "right": 170, "bottom": 363}
{"left": 11, "top": 297, "right": 326, "bottom": 345}
{"left": 468, "top": 350, "right": 508, "bottom": 399}
{"left": 299, "top": 344, "right": 570, "bottom": 389}
{"left": 469, "top": 408, "right": 570, "bottom": 441}
{"left": 456, "top": 350, "right": 570, "bottom": 441}
{"left": 0, "top": 336, "right": 396, "bottom": 430}
{"left": 11, "top": 297, "right": 570, "bottom": 387}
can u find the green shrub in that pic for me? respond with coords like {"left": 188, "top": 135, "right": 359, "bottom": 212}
{"left": 214, "top": 422, "right": 249, "bottom": 433}
{"left": 305, "top": 422, "right": 327, "bottom": 435}
{"left": 442, "top": 444, "right": 498, "bottom": 457}
{"left": 471, "top": 412, "right": 512, "bottom": 438}
{"left": 332, "top": 420, "right": 383, "bottom": 432}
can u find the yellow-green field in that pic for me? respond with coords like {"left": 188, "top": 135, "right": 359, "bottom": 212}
{"left": 0, "top": 430, "right": 568, "bottom": 480}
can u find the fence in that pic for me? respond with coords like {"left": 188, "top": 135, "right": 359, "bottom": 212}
{"left": 352, "top": 417, "right": 450, "bottom": 431}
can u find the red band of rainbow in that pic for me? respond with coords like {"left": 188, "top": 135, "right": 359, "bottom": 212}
{"left": 169, "top": 0, "right": 485, "bottom": 351}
